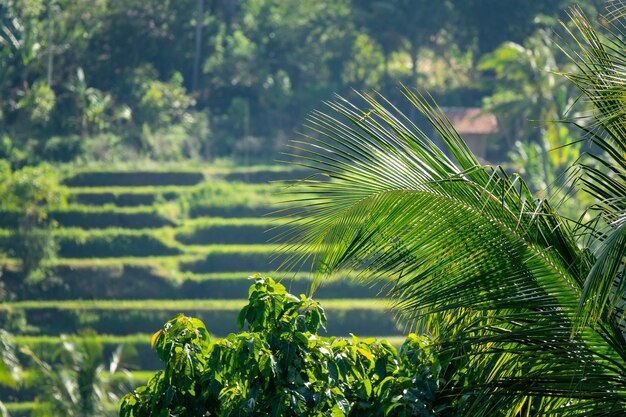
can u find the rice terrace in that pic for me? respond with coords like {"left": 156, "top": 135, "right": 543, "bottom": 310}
{"left": 2, "top": 0, "right": 626, "bottom": 416}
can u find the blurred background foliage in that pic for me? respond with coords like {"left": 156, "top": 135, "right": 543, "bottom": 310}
{"left": 0, "top": 0, "right": 607, "bottom": 166}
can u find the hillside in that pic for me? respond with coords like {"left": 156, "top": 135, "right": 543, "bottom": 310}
{"left": 1, "top": 164, "right": 404, "bottom": 413}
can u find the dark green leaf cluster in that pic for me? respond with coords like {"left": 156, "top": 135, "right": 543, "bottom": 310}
{"left": 0, "top": 162, "right": 66, "bottom": 280}
{"left": 120, "top": 275, "right": 450, "bottom": 416}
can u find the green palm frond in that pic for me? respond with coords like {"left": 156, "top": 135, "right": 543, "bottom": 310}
{"left": 559, "top": 7, "right": 626, "bottom": 333}
{"left": 281, "top": 87, "right": 626, "bottom": 414}
{"left": 281, "top": 5, "right": 626, "bottom": 415}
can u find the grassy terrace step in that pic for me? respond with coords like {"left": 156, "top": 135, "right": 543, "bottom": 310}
{"left": 69, "top": 189, "right": 183, "bottom": 207}
{"left": 219, "top": 167, "right": 312, "bottom": 183}
{"left": 62, "top": 166, "right": 310, "bottom": 188}
{"left": 10, "top": 333, "right": 406, "bottom": 374}
{"left": 2, "top": 299, "right": 402, "bottom": 337}
{"left": 54, "top": 229, "right": 181, "bottom": 258}
{"left": 189, "top": 205, "right": 284, "bottom": 218}
{"left": 178, "top": 245, "right": 308, "bottom": 273}
{"left": 4, "top": 261, "right": 385, "bottom": 300}
{"left": 0, "top": 206, "right": 175, "bottom": 229}
{"left": 176, "top": 217, "right": 294, "bottom": 244}
{"left": 3, "top": 369, "right": 151, "bottom": 408}
{"left": 4, "top": 230, "right": 170, "bottom": 259}
{"left": 4, "top": 402, "right": 34, "bottom": 417}
{"left": 185, "top": 181, "right": 291, "bottom": 218}
{"left": 12, "top": 334, "right": 159, "bottom": 374}
{"left": 0, "top": 229, "right": 181, "bottom": 259}
{"left": 64, "top": 170, "right": 206, "bottom": 187}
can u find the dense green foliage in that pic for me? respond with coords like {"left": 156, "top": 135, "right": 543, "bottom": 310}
{"left": 120, "top": 276, "right": 455, "bottom": 416}
{"left": 0, "top": 0, "right": 599, "bottom": 164}
{"left": 1, "top": 2, "right": 619, "bottom": 414}
{"left": 0, "top": 163, "right": 65, "bottom": 280}
{"left": 0, "top": 164, "right": 409, "bottom": 412}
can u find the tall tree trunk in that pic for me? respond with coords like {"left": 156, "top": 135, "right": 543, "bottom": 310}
{"left": 411, "top": 44, "right": 418, "bottom": 82}
{"left": 383, "top": 53, "right": 390, "bottom": 88}
{"left": 192, "top": 0, "right": 204, "bottom": 93}
{"left": 46, "top": 0, "right": 53, "bottom": 86}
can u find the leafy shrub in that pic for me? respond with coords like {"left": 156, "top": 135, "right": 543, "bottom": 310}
{"left": 120, "top": 276, "right": 452, "bottom": 416}
{"left": 41, "top": 135, "right": 85, "bottom": 162}
{"left": 0, "top": 163, "right": 66, "bottom": 279}
{"left": 16, "top": 80, "right": 56, "bottom": 128}
{"left": 139, "top": 111, "right": 210, "bottom": 162}
{"left": 134, "top": 72, "right": 195, "bottom": 129}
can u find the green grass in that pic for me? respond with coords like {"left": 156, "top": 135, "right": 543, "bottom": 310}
{"left": 2, "top": 298, "right": 390, "bottom": 311}
{"left": 63, "top": 171, "right": 206, "bottom": 187}
{"left": 0, "top": 163, "right": 409, "bottom": 408}
{"left": 14, "top": 333, "right": 152, "bottom": 346}
{"left": 4, "top": 402, "right": 37, "bottom": 417}
{"left": 62, "top": 162, "right": 301, "bottom": 175}
{"left": 67, "top": 185, "right": 196, "bottom": 194}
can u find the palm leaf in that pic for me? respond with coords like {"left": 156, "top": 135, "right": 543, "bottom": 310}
{"left": 559, "top": 7, "right": 626, "bottom": 332}
{"left": 281, "top": 87, "right": 626, "bottom": 414}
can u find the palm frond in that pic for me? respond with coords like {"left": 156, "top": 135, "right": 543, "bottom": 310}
{"left": 280, "top": 88, "right": 626, "bottom": 413}
{"left": 559, "top": 7, "right": 626, "bottom": 332}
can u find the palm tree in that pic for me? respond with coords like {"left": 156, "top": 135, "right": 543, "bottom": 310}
{"left": 479, "top": 28, "right": 575, "bottom": 146}
{"left": 23, "top": 330, "right": 130, "bottom": 417}
{"left": 0, "top": 330, "right": 20, "bottom": 417}
{"left": 282, "top": 6, "right": 626, "bottom": 416}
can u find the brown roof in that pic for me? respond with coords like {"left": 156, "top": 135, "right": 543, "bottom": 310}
{"left": 443, "top": 107, "right": 498, "bottom": 135}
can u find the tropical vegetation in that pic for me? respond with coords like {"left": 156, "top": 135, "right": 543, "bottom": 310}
{"left": 0, "top": 165, "right": 405, "bottom": 416}
{"left": 279, "top": 6, "right": 626, "bottom": 416}
{"left": 120, "top": 275, "right": 453, "bottom": 416}
{"left": 0, "top": 0, "right": 593, "bottom": 164}
{"left": 0, "top": 1, "right": 620, "bottom": 416}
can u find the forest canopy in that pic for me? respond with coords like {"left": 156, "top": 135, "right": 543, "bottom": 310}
{"left": 0, "top": 0, "right": 604, "bottom": 164}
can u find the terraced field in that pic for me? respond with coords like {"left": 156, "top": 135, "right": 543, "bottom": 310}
{"left": 1, "top": 165, "right": 405, "bottom": 413}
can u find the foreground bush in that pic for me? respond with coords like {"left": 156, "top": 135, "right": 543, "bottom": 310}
{"left": 120, "top": 276, "right": 452, "bottom": 416}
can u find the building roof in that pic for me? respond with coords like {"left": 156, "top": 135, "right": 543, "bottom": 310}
{"left": 443, "top": 107, "right": 498, "bottom": 135}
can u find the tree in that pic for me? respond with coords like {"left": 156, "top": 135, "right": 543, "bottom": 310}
{"left": 449, "top": 0, "right": 570, "bottom": 54}
{"left": 281, "top": 6, "right": 626, "bottom": 415}
{"left": 120, "top": 275, "right": 460, "bottom": 416}
{"left": 0, "top": 330, "right": 20, "bottom": 415}
{"left": 22, "top": 330, "right": 131, "bottom": 417}
{"left": 478, "top": 28, "right": 581, "bottom": 151}
{"left": 354, "top": 0, "right": 449, "bottom": 85}
{"left": 0, "top": 163, "right": 65, "bottom": 280}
